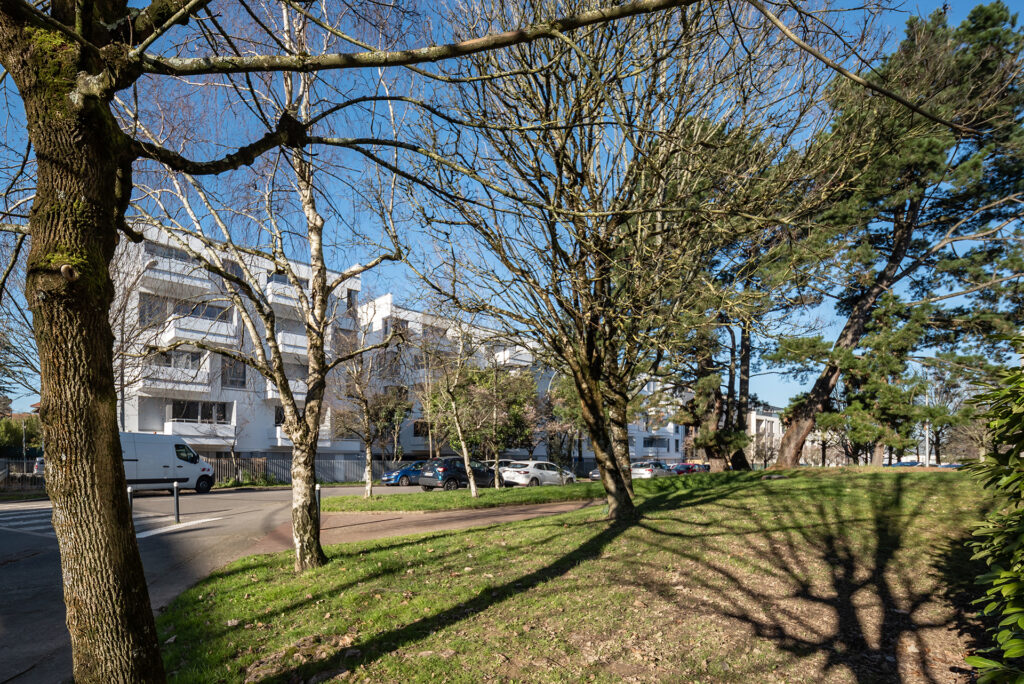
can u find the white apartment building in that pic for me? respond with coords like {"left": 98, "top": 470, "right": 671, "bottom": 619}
{"left": 357, "top": 295, "right": 689, "bottom": 467}
{"left": 115, "top": 229, "right": 363, "bottom": 462}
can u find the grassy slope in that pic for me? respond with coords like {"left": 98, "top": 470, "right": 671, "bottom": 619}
{"left": 159, "top": 469, "right": 989, "bottom": 683}
{"left": 322, "top": 481, "right": 606, "bottom": 512}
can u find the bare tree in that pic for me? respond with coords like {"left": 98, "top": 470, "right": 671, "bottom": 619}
{"left": 403, "top": 0, "right": 885, "bottom": 518}
{"left": 333, "top": 307, "right": 406, "bottom": 498}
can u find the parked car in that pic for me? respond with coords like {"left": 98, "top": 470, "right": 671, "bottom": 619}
{"left": 887, "top": 461, "right": 923, "bottom": 468}
{"left": 672, "top": 462, "right": 708, "bottom": 475}
{"left": 419, "top": 458, "right": 497, "bottom": 491}
{"left": 589, "top": 467, "right": 602, "bottom": 481}
{"left": 382, "top": 460, "right": 427, "bottom": 486}
{"left": 938, "top": 463, "right": 964, "bottom": 469}
{"left": 500, "top": 460, "right": 576, "bottom": 486}
{"left": 630, "top": 461, "right": 673, "bottom": 479}
{"left": 33, "top": 456, "right": 44, "bottom": 475}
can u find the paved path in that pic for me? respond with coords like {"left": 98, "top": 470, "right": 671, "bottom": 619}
{"left": 247, "top": 500, "right": 597, "bottom": 555}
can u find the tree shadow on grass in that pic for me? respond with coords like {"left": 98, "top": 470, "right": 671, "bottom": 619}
{"left": 253, "top": 474, "right": 762, "bottom": 683}
{"left": 626, "top": 472, "right": 986, "bottom": 683}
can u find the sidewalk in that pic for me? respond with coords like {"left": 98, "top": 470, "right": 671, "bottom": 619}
{"left": 246, "top": 499, "right": 598, "bottom": 555}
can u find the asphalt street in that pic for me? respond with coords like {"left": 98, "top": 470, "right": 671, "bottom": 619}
{"left": 0, "top": 485, "right": 416, "bottom": 684}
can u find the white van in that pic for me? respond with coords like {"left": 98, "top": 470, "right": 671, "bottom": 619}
{"left": 121, "top": 432, "right": 215, "bottom": 493}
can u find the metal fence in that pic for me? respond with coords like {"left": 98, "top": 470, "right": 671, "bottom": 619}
{"left": 0, "top": 458, "right": 45, "bottom": 491}
{"left": 204, "top": 455, "right": 385, "bottom": 485}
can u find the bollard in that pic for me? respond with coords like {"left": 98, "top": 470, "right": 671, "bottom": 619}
{"left": 127, "top": 486, "right": 133, "bottom": 514}
{"left": 315, "top": 483, "right": 322, "bottom": 533}
{"left": 173, "top": 481, "right": 180, "bottom": 524}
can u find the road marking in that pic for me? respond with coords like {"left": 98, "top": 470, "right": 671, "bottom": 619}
{"left": 0, "top": 524, "right": 56, "bottom": 539}
{"left": 136, "top": 517, "right": 223, "bottom": 539}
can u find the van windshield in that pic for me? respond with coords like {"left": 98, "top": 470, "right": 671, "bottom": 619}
{"left": 175, "top": 444, "right": 200, "bottom": 464}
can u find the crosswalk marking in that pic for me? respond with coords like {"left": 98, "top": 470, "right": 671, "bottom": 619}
{"left": 0, "top": 506, "right": 192, "bottom": 538}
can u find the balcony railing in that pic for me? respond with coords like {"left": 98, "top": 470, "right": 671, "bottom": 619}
{"left": 163, "top": 420, "right": 236, "bottom": 441}
{"left": 160, "top": 317, "right": 237, "bottom": 348}
{"left": 265, "top": 378, "right": 307, "bottom": 402}
{"left": 139, "top": 365, "right": 209, "bottom": 395}
{"left": 273, "top": 331, "right": 308, "bottom": 360}
{"left": 266, "top": 426, "right": 331, "bottom": 448}
{"left": 141, "top": 257, "right": 211, "bottom": 294}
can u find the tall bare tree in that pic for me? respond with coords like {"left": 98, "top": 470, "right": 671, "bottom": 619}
{"left": 403, "top": 0, "right": 889, "bottom": 519}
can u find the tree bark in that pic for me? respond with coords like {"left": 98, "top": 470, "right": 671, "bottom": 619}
{"left": 363, "top": 441, "right": 374, "bottom": 498}
{"left": 731, "top": 322, "right": 752, "bottom": 470}
{"left": 449, "top": 395, "right": 478, "bottom": 497}
{"left": 573, "top": 370, "right": 634, "bottom": 521}
{"left": 872, "top": 441, "right": 885, "bottom": 467}
{"left": 291, "top": 437, "right": 327, "bottom": 571}
{"left": 0, "top": 20, "right": 167, "bottom": 682}
{"left": 606, "top": 392, "right": 635, "bottom": 498}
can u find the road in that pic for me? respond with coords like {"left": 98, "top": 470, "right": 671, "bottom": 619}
{"left": 0, "top": 485, "right": 408, "bottom": 683}
{"left": 0, "top": 486, "right": 592, "bottom": 683}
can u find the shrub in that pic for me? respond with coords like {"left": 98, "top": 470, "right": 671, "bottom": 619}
{"left": 966, "top": 364, "right": 1024, "bottom": 682}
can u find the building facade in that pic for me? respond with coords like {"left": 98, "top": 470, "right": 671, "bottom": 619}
{"left": 115, "top": 230, "right": 363, "bottom": 462}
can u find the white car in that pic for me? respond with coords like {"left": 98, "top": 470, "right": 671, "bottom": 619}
{"left": 499, "top": 461, "right": 576, "bottom": 487}
{"left": 630, "top": 460, "right": 673, "bottom": 479}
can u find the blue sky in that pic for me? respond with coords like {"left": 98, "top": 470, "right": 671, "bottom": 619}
{"left": 7, "top": 0, "right": 1005, "bottom": 414}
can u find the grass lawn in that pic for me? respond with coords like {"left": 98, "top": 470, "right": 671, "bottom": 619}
{"left": 158, "top": 469, "right": 990, "bottom": 683}
{"left": 0, "top": 490, "right": 47, "bottom": 502}
{"left": 322, "top": 481, "right": 606, "bottom": 512}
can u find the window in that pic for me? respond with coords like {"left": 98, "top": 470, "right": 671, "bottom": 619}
{"left": 675, "top": 439, "right": 679, "bottom": 452}
{"left": 643, "top": 437, "right": 669, "bottom": 449}
{"left": 175, "top": 444, "right": 199, "bottom": 464}
{"left": 138, "top": 294, "right": 166, "bottom": 327}
{"left": 221, "top": 356, "right": 246, "bottom": 389}
{"left": 413, "top": 420, "right": 430, "bottom": 438}
{"left": 275, "top": 405, "right": 285, "bottom": 426}
{"left": 174, "top": 300, "right": 231, "bottom": 322}
{"left": 171, "top": 400, "right": 230, "bottom": 424}
{"left": 346, "top": 289, "right": 357, "bottom": 311}
{"left": 268, "top": 271, "right": 309, "bottom": 289}
{"left": 222, "top": 260, "right": 244, "bottom": 280}
{"left": 144, "top": 241, "right": 189, "bottom": 262}
{"left": 150, "top": 349, "right": 202, "bottom": 370}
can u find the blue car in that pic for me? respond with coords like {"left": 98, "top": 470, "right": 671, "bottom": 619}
{"left": 382, "top": 460, "right": 427, "bottom": 486}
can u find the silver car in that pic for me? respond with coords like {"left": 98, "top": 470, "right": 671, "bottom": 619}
{"left": 630, "top": 460, "right": 673, "bottom": 479}
{"left": 500, "top": 461, "right": 576, "bottom": 486}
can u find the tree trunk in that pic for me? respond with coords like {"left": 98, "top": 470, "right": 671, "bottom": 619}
{"left": 776, "top": 218, "right": 915, "bottom": 468}
{"left": 2, "top": 24, "right": 166, "bottom": 681}
{"left": 449, "top": 396, "right": 478, "bottom": 497}
{"left": 731, "top": 322, "right": 752, "bottom": 471}
{"left": 606, "top": 393, "right": 635, "bottom": 498}
{"left": 291, "top": 437, "right": 327, "bottom": 571}
{"left": 871, "top": 442, "right": 885, "bottom": 467}
{"left": 574, "top": 372, "right": 634, "bottom": 521}
{"left": 363, "top": 441, "right": 374, "bottom": 498}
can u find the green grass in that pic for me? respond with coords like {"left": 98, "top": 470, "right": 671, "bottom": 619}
{"left": 158, "top": 469, "right": 990, "bottom": 683}
{"left": 323, "top": 481, "right": 606, "bottom": 512}
{"left": 0, "top": 490, "right": 47, "bottom": 502}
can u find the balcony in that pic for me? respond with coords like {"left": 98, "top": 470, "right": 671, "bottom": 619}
{"left": 163, "top": 420, "right": 236, "bottom": 446}
{"left": 140, "top": 257, "right": 211, "bottom": 295}
{"left": 161, "top": 316, "right": 237, "bottom": 348}
{"left": 266, "top": 426, "right": 331, "bottom": 448}
{"left": 265, "top": 378, "right": 307, "bottom": 403}
{"left": 138, "top": 365, "right": 209, "bottom": 397}
{"left": 273, "top": 331, "right": 308, "bottom": 361}
{"left": 266, "top": 281, "right": 308, "bottom": 318}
